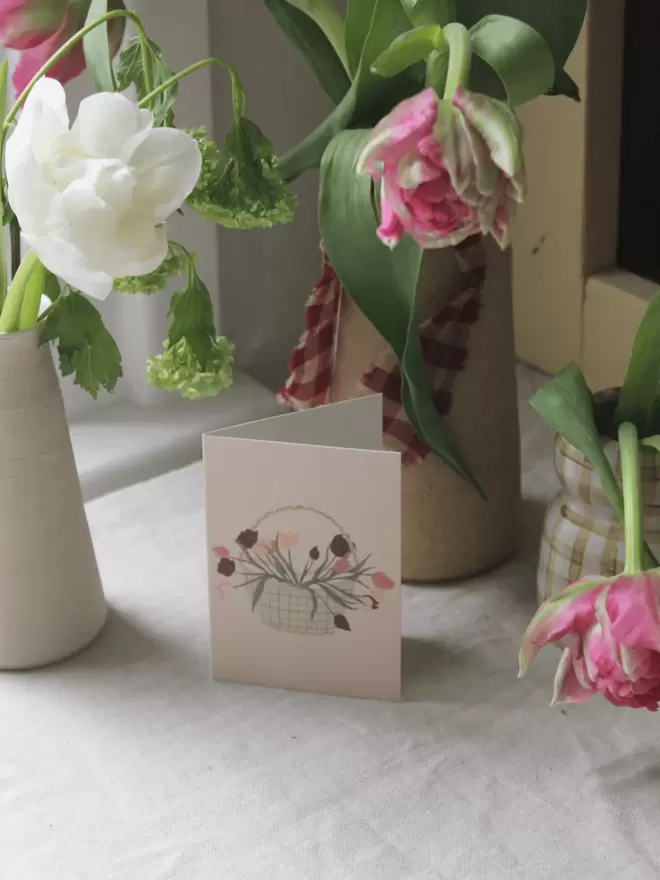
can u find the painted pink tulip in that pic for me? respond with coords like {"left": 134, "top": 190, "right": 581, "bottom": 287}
{"left": 254, "top": 540, "right": 276, "bottom": 557}
{"left": 519, "top": 574, "right": 660, "bottom": 711}
{"left": 358, "top": 86, "right": 526, "bottom": 250}
{"left": 372, "top": 571, "right": 395, "bottom": 590}
{"left": 0, "top": 0, "right": 126, "bottom": 94}
{"left": 212, "top": 546, "right": 231, "bottom": 559}
{"left": 278, "top": 531, "right": 300, "bottom": 551}
{"left": 333, "top": 558, "right": 350, "bottom": 575}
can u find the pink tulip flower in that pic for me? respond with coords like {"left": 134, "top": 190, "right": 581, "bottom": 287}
{"left": 333, "top": 558, "right": 350, "bottom": 575}
{"left": 372, "top": 571, "right": 395, "bottom": 590}
{"left": 520, "top": 574, "right": 660, "bottom": 711}
{"left": 278, "top": 531, "right": 299, "bottom": 551}
{"left": 0, "top": 0, "right": 126, "bottom": 94}
{"left": 359, "top": 86, "right": 526, "bottom": 250}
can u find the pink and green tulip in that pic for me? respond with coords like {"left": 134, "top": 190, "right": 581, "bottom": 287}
{"left": 0, "top": 0, "right": 126, "bottom": 93}
{"left": 519, "top": 574, "right": 660, "bottom": 711}
{"left": 358, "top": 86, "right": 526, "bottom": 251}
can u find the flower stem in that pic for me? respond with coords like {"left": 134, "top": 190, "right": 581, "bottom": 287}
{"left": 0, "top": 250, "right": 39, "bottom": 333}
{"left": 17, "top": 258, "right": 44, "bottom": 330}
{"left": 138, "top": 57, "right": 246, "bottom": 120}
{"left": 9, "top": 214, "right": 19, "bottom": 279}
{"left": 442, "top": 22, "right": 472, "bottom": 100}
{"left": 619, "top": 421, "right": 644, "bottom": 574}
{"left": 2, "top": 10, "right": 149, "bottom": 133}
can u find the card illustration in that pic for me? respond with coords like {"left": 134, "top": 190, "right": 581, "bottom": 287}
{"left": 212, "top": 505, "right": 395, "bottom": 637}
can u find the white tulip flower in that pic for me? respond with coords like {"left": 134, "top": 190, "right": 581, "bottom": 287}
{"left": 5, "top": 77, "right": 202, "bottom": 299}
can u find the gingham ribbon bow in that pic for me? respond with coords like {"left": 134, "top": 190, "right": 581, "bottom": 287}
{"left": 278, "top": 239, "right": 486, "bottom": 465}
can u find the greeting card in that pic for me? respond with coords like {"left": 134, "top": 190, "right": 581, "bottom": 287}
{"left": 203, "top": 396, "right": 401, "bottom": 700}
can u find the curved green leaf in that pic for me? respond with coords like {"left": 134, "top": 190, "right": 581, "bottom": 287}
{"left": 469, "top": 15, "right": 555, "bottom": 106}
{"left": 319, "top": 129, "right": 481, "bottom": 492}
{"left": 401, "top": 0, "right": 456, "bottom": 26}
{"left": 548, "top": 68, "right": 580, "bottom": 101}
{"left": 276, "top": 0, "right": 349, "bottom": 72}
{"left": 265, "top": 0, "right": 351, "bottom": 104}
{"left": 456, "top": 0, "right": 586, "bottom": 74}
{"left": 346, "top": 0, "right": 377, "bottom": 77}
{"left": 279, "top": 0, "right": 418, "bottom": 181}
{"left": 371, "top": 25, "right": 447, "bottom": 78}
{"left": 616, "top": 292, "right": 660, "bottom": 436}
{"left": 83, "top": 0, "right": 116, "bottom": 92}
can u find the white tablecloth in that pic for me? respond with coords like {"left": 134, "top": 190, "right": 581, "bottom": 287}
{"left": 3, "top": 375, "right": 660, "bottom": 880}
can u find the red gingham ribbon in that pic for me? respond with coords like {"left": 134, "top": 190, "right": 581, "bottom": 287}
{"left": 278, "top": 240, "right": 486, "bottom": 465}
{"left": 278, "top": 254, "right": 341, "bottom": 409}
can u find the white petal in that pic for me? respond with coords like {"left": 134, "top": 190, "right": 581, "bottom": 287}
{"left": 59, "top": 183, "right": 167, "bottom": 279}
{"left": 6, "top": 77, "right": 69, "bottom": 180}
{"left": 6, "top": 153, "right": 57, "bottom": 236}
{"left": 128, "top": 128, "right": 202, "bottom": 220}
{"left": 24, "top": 234, "right": 113, "bottom": 300}
{"left": 59, "top": 182, "right": 120, "bottom": 270}
{"left": 113, "top": 213, "right": 168, "bottom": 277}
{"left": 72, "top": 91, "right": 153, "bottom": 159}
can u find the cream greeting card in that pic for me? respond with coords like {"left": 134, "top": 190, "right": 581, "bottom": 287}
{"left": 203, "top": 396, "right": 401, "bottom": 700}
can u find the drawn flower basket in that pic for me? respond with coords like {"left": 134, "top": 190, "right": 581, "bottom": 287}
{"left": 213, "top": 507, "right": 394, "bottom": 636}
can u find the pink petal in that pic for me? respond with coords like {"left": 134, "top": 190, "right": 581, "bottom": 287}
{"left": 519, "top": 578, "right": 606, "bottom": 675}
{"left": 377, "top": 180, "right": 406, "bottom": 248}
{"left": 334, "top": 558, "right": 350, "bottom": 575}
{"left": 0, "top": 0, "right": 63, "bottom": 50}
{"left": 12, "top": 5, "right": 125, "bottom": 93}
{"left": 372, "top": 571, "right": 395, "bottom": 590}
{"left": 605, "top": 575, "right": 660, "bottom": 652}
{"left": 359, "top": 88, "right": 438, "bottom": 177}
{"left": 552, "top": 648, "right": 596, "bottom": 705}
{"left": 212, "top": 546, "right": 231, "bottom": 559}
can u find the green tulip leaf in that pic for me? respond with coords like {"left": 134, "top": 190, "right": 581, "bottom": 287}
{"left": 531, "top": 363, "right": 659, "bottom": 568}
{"left": 642, "top": 436, "right": 660, "bottom": 454}
{"left": 371, "top": 25, "right": 447, "bottom": 78}
{"left": 616, "top": 291, "right": 660, "bottom": 437}
{"left": 264, "top": 0, "right": 351, "bottom": 104}
{"left": 530, "top": 364, "right": 621, "bottom": 512}
{"left": 345, "top": 0, "right": 377, "bottom": 77}
{"left": 469, "top": 15, "right": 555, "bottom": 105}
{"left": 548, "top": 68, "right": 580, "bottom": 101}
{"left": 83, "top": 0, "right": 117, "bottom": 93}
{"left": 279, "top": 0, "right": 420, "bottom": 181}
{"left": 401, "top": 0, "right": 456, "bottom": 27}
{"left": 456, "top": 0, "right": 586, "bottom": 75}
{"left": 319, "top": 129, "right": 482, "bottom": 493}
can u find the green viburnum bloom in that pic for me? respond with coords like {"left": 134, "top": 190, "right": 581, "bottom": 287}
{"left": 147, "top": 335, "right": 234, "bottom": 401}
{"left": 186, "top": 121, "right": 296, "bottom": 229}
{"left": 146, "top": 244, "right": 234, "bottom": 400}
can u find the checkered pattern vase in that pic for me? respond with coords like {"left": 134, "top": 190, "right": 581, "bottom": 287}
{"left": 278, "top": 241, "right": 485, "bottom": 465}
{"left": 537, "top": 434, "right": 660, "bottom": 604}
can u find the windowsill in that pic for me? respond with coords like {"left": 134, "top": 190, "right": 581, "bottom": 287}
{"left": 70, "top": 372, "right": 283, "bottom": 501}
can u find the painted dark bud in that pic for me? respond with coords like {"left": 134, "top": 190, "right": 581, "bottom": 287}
{"left": 217, "top": 557, "right": 235, "bottom": 577}
{"left": 309, "top": 546, "right": 320, "bottom": 561}
{"left": 330, "top": 534, "right": 351, "bottom": 558}
{"left": 334, "top": 614, "right": 351, "bottom": 632}
{"left": 236, "top": 529, "right": 259, "bottom": 550}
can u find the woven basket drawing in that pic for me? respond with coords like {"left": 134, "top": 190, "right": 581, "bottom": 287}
{"left": 243, "top": 507, "right": 357, "bottom": 636}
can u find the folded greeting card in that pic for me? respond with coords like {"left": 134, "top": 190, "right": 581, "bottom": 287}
{"left": 203, "top": 396, "right": 401, "bottom": 700}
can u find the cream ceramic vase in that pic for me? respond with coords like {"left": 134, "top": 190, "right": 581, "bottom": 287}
{"left": 0, "top": 329, "right": 107, "bottom": 669}
{"left": 538, "top": 434, "right": 660, "bottom": 605}
{"left": 332, "top": 237, "right": 521, "bottom": 582}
